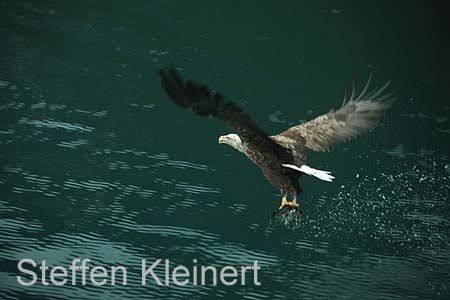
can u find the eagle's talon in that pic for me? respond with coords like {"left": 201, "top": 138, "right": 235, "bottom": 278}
{"left": 290, "top": 198, "right": 299, "bottom": 208}
{"left": 278, "top": 195, "right": 300, "bottom": 210}
{"left": 289, "top": 202, "right": 299, "bottom": 208}
{"left": 272, "top": 199, "right": 303, "bottom": 222}
{"left": 285, "top": 202, "right": 299, "bottom": 208}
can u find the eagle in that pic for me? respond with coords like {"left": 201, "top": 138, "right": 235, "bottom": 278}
{"left": 158, "top": 67, "right": 393, "bottom": 216}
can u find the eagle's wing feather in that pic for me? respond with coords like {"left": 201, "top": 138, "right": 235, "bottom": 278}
{"left": 159, "top": 67, "right": 291, "bottom": 163}
{"left": 275, "top": 75, "right": 394, "bottom": 153}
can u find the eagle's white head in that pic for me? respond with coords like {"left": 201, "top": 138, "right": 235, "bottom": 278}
{"left": 218, "top": 133, "right": 246, "bottom": 153}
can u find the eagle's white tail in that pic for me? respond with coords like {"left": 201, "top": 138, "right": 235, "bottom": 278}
{"left": 282, "top": 164, "right": 335, "bottom": 182}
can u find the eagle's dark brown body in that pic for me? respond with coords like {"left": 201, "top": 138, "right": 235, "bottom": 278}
{"left": 242, "top": 140, "right": 302, "bottom": 198}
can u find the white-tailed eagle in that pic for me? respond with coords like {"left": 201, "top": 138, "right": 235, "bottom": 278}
{"left": 159, "top": 67, "right": 393, "bottom": 216}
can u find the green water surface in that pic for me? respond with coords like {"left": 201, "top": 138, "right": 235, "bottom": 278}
{"left": 1, "top": 1, "right": 449, "bottom": 299}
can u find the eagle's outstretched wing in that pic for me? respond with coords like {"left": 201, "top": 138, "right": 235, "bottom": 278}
{"left": 274, "top": 75, "right": 394, "bottom": 154}
{"left": 159, "top": 67, "right": 292, "bottom": 163}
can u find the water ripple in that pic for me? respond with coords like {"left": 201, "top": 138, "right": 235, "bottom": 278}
{"left": 18, "top": 117, "right": 94, "bottom": 132}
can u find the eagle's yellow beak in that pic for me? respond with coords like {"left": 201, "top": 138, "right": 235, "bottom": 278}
{"left": 218, "top": 136, "right": 226, "bottom": 144}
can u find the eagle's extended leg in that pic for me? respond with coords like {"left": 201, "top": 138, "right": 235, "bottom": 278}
{"left": 279, "top": 194, "right": 288, "bottom": 209}
{"left": 290, "top": 196, "right": 299, "bottom": 207}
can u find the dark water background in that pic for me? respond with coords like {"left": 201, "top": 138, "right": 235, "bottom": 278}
{"left": 1, "top": 1, "right": 450, "bottom": 299}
